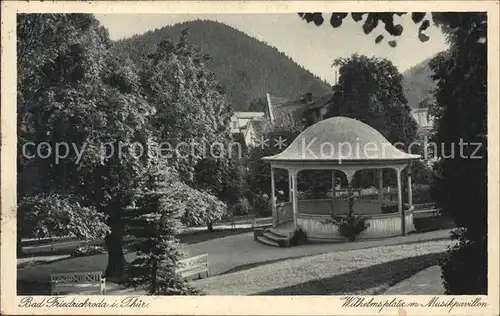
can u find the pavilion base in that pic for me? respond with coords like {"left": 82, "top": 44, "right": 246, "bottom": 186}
{"left": 297, "top": 211, "right": 416, "bottom": 241}
{"left": 255, "top": 210, "right": 416, "bottom": 247}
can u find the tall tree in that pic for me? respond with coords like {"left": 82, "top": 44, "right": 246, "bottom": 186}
{"left": 325, "top": 54, "right": 418, "bottom": 188}
{"left": 428, "top": 13, "right": 487, "bottom": 294}
{"left": 328, "top": 54, "right": 418, "bottom": 148}
{"left": 17, "top": 14, "right": 156, "bottom": 279}
{"left": 140, "top": 30, "right": 233, "bottom": 229}
{"left": 123, "top": 168, "right": 202, "bottom": 295}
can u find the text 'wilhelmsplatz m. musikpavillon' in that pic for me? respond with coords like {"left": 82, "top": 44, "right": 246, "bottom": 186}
{"left": 261, "top": 116, "right": 421, "bottom": 243}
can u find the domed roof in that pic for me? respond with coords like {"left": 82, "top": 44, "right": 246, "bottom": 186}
{"left": 263, "top": 117, "right": 420, "bottom": 163}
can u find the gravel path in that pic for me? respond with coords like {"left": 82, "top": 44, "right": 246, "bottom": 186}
{"left": 191, "top": 240, "right": 454, "bottom": 295}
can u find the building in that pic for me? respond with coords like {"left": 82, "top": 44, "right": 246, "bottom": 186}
{"left": 230, "top": 112, "right": 269, "bottom": 148}
{"left": 411, "top": 108, "right": 433, "bottom": 129}
{"left": 411, "top": 95, "right": 435, "bottom": 137}
{"left": 266, "top": 92, "right": 333, "bottom": 128}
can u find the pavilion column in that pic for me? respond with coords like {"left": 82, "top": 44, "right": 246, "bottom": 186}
{"left": 331, "top": 171, "right": 336, "bottom": 200}
{"left": 291, "top": 170, "right": 299, "bottom": 230}
{"left": 378, "top": 169, "right": 383, "bottom": 201}
{"left": 270, "top": 167, "right": 277, "bottom": 227}
{"left": 288, "top": 175, "right": 292, "bottom": 202}
{"left": 396, "top": 168, "right": 405, "bottom": 235}
{"left": 407, "top": 166, "right": 413, "bottom": 207}
{"left": 331, "top": 170, "right": 337, "bottom": 215}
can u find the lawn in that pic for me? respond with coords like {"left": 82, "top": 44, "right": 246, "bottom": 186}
{"left": 190, "top": 239, "right": 454, "bottom": 295}
{"left": 259, "top": 252, "right": 446, "bottom": 295}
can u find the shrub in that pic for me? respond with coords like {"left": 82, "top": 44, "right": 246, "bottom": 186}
{"left": 324, "top": 213, "right": 370, "bottom": 241}
{"left": 441, "top": 232, "right": 487, "bottom": 294}
{"left": 70, "top": 245, "right": 106, "bottom": 257}
{"left": 412, "top": 185, "right": 433, "bottom": 204}
{"left": 251, "top": 194, "right": 272, "bottom": 218}
{"left": 290, "top": 227, "right": 307, "bottom": 246}
{"left": 149, "top": 268, "right": 205, "bottom": 296}
{"left": 232, "top": 197, "right": 252, "bottom": 216}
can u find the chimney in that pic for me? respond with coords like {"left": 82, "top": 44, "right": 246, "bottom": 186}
{"left": 305, "top": 92, "right": 313, "bottom": 102}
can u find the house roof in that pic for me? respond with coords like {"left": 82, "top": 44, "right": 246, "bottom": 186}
{"left": 294, "top": 92, "right": 334, "bottom": 118}
{"left": 267, "top": 95, "right": 303, "bottom": 125}
{"left": 267, "top": 93, "right": 334, "bottom": 125}
{"left": 263, "top": 116, "right": 420, "bottom": 163}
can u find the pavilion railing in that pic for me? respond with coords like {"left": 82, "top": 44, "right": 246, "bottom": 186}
{"left": 276, "top": 199, "right": 410, "bottom": 224}
{"left": 296, "top": 199, "right": 400, "bottom": 216}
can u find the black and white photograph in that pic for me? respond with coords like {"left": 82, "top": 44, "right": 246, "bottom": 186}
{"left": 1, "top": 1, "right": 498, "bottom": 315}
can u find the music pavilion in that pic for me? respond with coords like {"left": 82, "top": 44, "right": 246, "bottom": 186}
{"left": 260, "top": 116, "right": 421, "bottom": 245}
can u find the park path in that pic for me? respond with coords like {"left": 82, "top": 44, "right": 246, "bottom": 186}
{"left": 184, "top": 229, "right": 453, "bottom": 276}
{"left": 17, "top": 229, "right": 453, "bottom": 285}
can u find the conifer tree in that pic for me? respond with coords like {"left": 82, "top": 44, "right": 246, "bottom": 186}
{"left": 124, "top": 169, "right": 202, "bottom": 295}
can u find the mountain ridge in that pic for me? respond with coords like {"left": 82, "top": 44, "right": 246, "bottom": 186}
{"left": 402, "top": 57, "right": 438, "bottom": 109}
{"left": 113, "top": 19, "right": 332, "bottom": 111}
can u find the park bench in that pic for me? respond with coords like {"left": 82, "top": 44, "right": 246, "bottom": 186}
{"left": 50, "top": 271, "right": 105, "bottom": 295}
{"left": 175, "top": 254, "right": 209, "bottom": 281}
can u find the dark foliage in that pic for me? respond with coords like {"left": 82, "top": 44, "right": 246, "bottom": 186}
{"left": 441, "top": 235, "right": 487, "bottom": 294}
{"left": 232, "top": 197, "right": 252, "bottom": 216}
{"left": 250, "top": 194, "right": 273, "bottom": 218}
{"left": 428, "top": 13, "right": 487, "bottom": 294}
{"left": 290, "top": 228, "right": 308, "bottom": 246}
{"left": 381, "top": 204, "right": 398, "bottom": 214}
{"left": 123, "top": 171, "right": 203, "bottom": 295}
{"left": 298, "top": 12, "right": 456, "bottom": 47}
{"left": 247, "top": 124, "right": 303, "bottom": 201}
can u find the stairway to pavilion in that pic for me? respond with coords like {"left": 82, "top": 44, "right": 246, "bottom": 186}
{"left": 254, "top": 221, "right": 295, "bottom": 247}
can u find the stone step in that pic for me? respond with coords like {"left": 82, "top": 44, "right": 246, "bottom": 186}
{"left": 256, "top": 235, "right": 280, "bottom": 247}
{"left": 264, "top": 229, "right": 290, "bottom": 240}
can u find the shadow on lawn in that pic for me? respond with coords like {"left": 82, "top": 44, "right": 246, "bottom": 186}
{"left": 255, "top": 252, "right": 448, "bottom": 295}
{"left": 176, "top": 228, "right": 254, "bottom": 245}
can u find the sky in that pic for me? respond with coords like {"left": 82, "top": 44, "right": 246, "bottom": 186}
{"left": 96, "top": 13, "right": 449, "bottom": 84}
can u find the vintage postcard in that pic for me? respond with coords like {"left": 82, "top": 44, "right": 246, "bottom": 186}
{"left": 1, "top": 1, "right": 499, "bottom": 315}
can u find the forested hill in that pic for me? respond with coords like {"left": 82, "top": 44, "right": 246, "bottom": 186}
{"left": 113, "top": 19, "right": 331, "bottom": 111}
{"left": 402, "top": 57, "right": 437, "bottom": 108}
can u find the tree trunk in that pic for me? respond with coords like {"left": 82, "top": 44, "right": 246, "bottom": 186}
{"left": 151, "top": 259, "right": 157, "bottom": 294}
{"left": 17, "top": 231, "right": 23, "bottom": 257}
{"left": 105, "top": 209, "right": 126, "bottom": 281}
{"left": 17, "top": 208, "right": 24, "bottom": 256}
